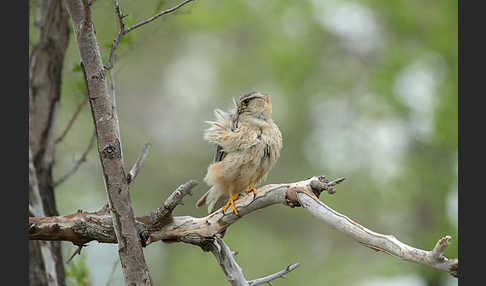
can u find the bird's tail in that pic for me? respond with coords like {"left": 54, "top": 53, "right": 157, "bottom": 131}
{"left": 195, "top": 185, "right": 227, "bottom": 214}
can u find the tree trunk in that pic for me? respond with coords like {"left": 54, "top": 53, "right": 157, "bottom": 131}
{"left": 63, "top": 1, "right": 154, "bottom": 284}
{"left": 29, "top": 0, "right": 70, "bottom": 285}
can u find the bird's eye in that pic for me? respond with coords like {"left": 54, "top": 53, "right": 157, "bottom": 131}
{"left": 239, "top": 98, "right": 251, "bottom": 111}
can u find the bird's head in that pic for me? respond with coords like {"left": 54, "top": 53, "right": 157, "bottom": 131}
{"left": 235, "top": 91, "right": 272, "bottom": 121}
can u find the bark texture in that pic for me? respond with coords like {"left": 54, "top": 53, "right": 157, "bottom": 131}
{"left": 29, "top": 1, "right": 70, "bottom": 285}
{"left": 29, "top": 176, "right": 459, "bottom": 279}
{"left": 63, "top": 1, "right": 153, "bottom": 284}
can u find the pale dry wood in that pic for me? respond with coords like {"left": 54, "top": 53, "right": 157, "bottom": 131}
{"left": 248, "top": 263, "right": 300, "bottom": 286}
{"left": 147, "top": 180, "right": 198, "bottom": 225}
{"left": 28, "top": 175, "right": 458, "bottom": 278}
{"left": 127, "top": 143, "right": 151, "bottom": 184}
{"left": 298, "top": 194, "right": 458, "bottom": 277}
{"left": 210, "top": 237, "right": 249, "bottom": 286}
{"left": 208, "top": 237, "right": 300, "bottom": 286}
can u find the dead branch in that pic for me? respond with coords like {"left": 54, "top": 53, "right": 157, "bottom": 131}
{"left": 28, "top": 176, "right": 458, "bottom": 278}
{"left": 209, "top": 236, "right": 249, "bottom": 286}
{"left": 55, "top": 95, "right": 89, "bottom": 144}
{"left": 297, "top": 193, "right": 459, "bottom": 278}
{"left": 208, "top": 237, "right": 299, "bottom": 286}
{"left": 105, "top": 257, "right": 120, "bottom": 286}
{"left": 124, "top": 0, "right": 195, "bottom": 34}
{"left": 54, "top": 131, "right": 96, "bottom": 187}
{"left": 147, "top": 180, "right": 198, "bottom": 226}
{"left": 66, "top": 245, "right": 84, "bottom": 264}
{"left": 127, "top": 143, "right": 151, "bottom": 184}
{"left": 106, "top": 0, "right": 196, "bottom": 69}
{"left": 248, "top": 263, "right": 300, "bottom": 286}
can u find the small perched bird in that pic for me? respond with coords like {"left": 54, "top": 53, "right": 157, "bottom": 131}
{"left": 196, "top": 92, "right": 283, "bottom": 215}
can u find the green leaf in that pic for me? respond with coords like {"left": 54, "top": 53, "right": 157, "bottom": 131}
{"left": 76, "top": 80, "right": 87, "bottom": 94}
{"left": 72, "top": 63, "right": 82, "bottom": 72}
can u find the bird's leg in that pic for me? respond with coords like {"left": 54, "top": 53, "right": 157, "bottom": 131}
{"left": 244, "top": 184, "right": 257, "bottom": 195}
{"left": 244, "top": 184, "right": 258, "bottom": 200}
{"left": 223, "top": 191, "right": 240, "bottom": 215}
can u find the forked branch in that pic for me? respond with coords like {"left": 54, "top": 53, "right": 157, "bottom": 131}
{"left": 28, "top": 175, "right": 458, "bottom": 278}
{"left": 107, "top": 0, "right": 196, "bottom": 69}
{"left": 208, "top": 236, "right": 300, "bottom": 286}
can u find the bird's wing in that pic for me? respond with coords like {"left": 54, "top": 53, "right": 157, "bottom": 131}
{"left": 213, "top": 144, "right": 226, "bottom": 163}
{"left": 204, "top": 107, "right": 239, "bottom": 163}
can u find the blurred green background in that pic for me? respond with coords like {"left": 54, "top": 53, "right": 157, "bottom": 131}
{"left": 30, "top": 0, "right": 458, "bottom": 285}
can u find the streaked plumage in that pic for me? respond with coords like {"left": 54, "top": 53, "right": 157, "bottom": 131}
{"left": 196, "top": 92, "right": 283, "bottom": 214}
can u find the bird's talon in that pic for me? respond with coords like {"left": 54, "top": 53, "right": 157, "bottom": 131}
{"left": 223, "top": 193, "right": 240, "bottom": 215}
{"left": 244, "top": 184, "right": 257, "bottom": 195}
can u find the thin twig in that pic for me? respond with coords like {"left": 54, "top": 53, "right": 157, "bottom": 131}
{"left": 106, "top": 0, "right": 126, "bottom": 70}
{"left": 66, "top": 245, "right": 84, "bottom": 264}
{"left": 105, "top": 257, "right": 120, "bottom": 286}
{"left": 106, "top": 0, "right": 195, "bottom": 69}
{"left": 54, "top": 131, "right": 96, "bottom": 187}
{"left": 55, "top": 96, "right": 89, "bottom": 144}
{"left": 248, "top": 263, "right": 300, "bottom": 286}
{"left": 146, "top": 180, "right": 198, "bottom": 228}
{"left": 124, "top": 0, "right": 195, "bottom": 34}
{"left": 127, "top": 143, "right": 151, "bottom": 184}
{"left": 209, "top": 237, "right": 300, "bottom": 286}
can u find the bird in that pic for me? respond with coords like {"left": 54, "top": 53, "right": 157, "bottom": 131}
{"left": 196, "top": 91, "right": 283, "bottom": 215}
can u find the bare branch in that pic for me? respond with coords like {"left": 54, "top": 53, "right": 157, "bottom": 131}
{"left": 54, "top": 131, "right": 96, "bottom": 187}
{"left": 28, "top": 175, "right": 458, "bottom": 278}
{"left": 106, "top": 0, "right": 195, "bottom": 69}
{"left": 146, "top": 180, "right": 198, "bottom": 227}
{"left": 208, "top": 237, "right": 299, "bottom": 286}
{"left": 248, "top": 263, "right": 300, "bottom": 286}
{"left": 297, "top": 193, "right": 459, "bottom": 278}
{"left": 106, "top": 0, "right": 126, "bottom": 70}
{"left": 431, "top": 235, "right": 453, "bottom": 261}
{"left": 66, "top": 245, "right": 84, "bottom": 264}
{"left": 127, "top": 143, "right": 151, "bottom": 184}
{"left": 124, "top": 0, "right": 195, "bottom": 34}
{"left": 105, "top": 257, "right": 120, "bottom": 286}
{"left": 209, "top": 236, "right": 249, "bottom": 286}
{"left": 55, "top": 95, "right": 88, "bottom": 144}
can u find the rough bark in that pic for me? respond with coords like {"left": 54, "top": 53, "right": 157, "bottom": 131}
{"left": 28, "top": 176, "right": 459, "bottom": 278}
{"left": 63, "top": 0, "right": 153, "bottom": 284}
{"left": 29, "top": 0, "right": 70, "bottom": 285}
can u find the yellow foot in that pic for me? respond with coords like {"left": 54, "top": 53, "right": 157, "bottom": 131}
{"left": 244, "top": 184, "right": 257, "bottom": 195}
{"left": 223, "top": 192, "right": 240, "bottom": 215}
